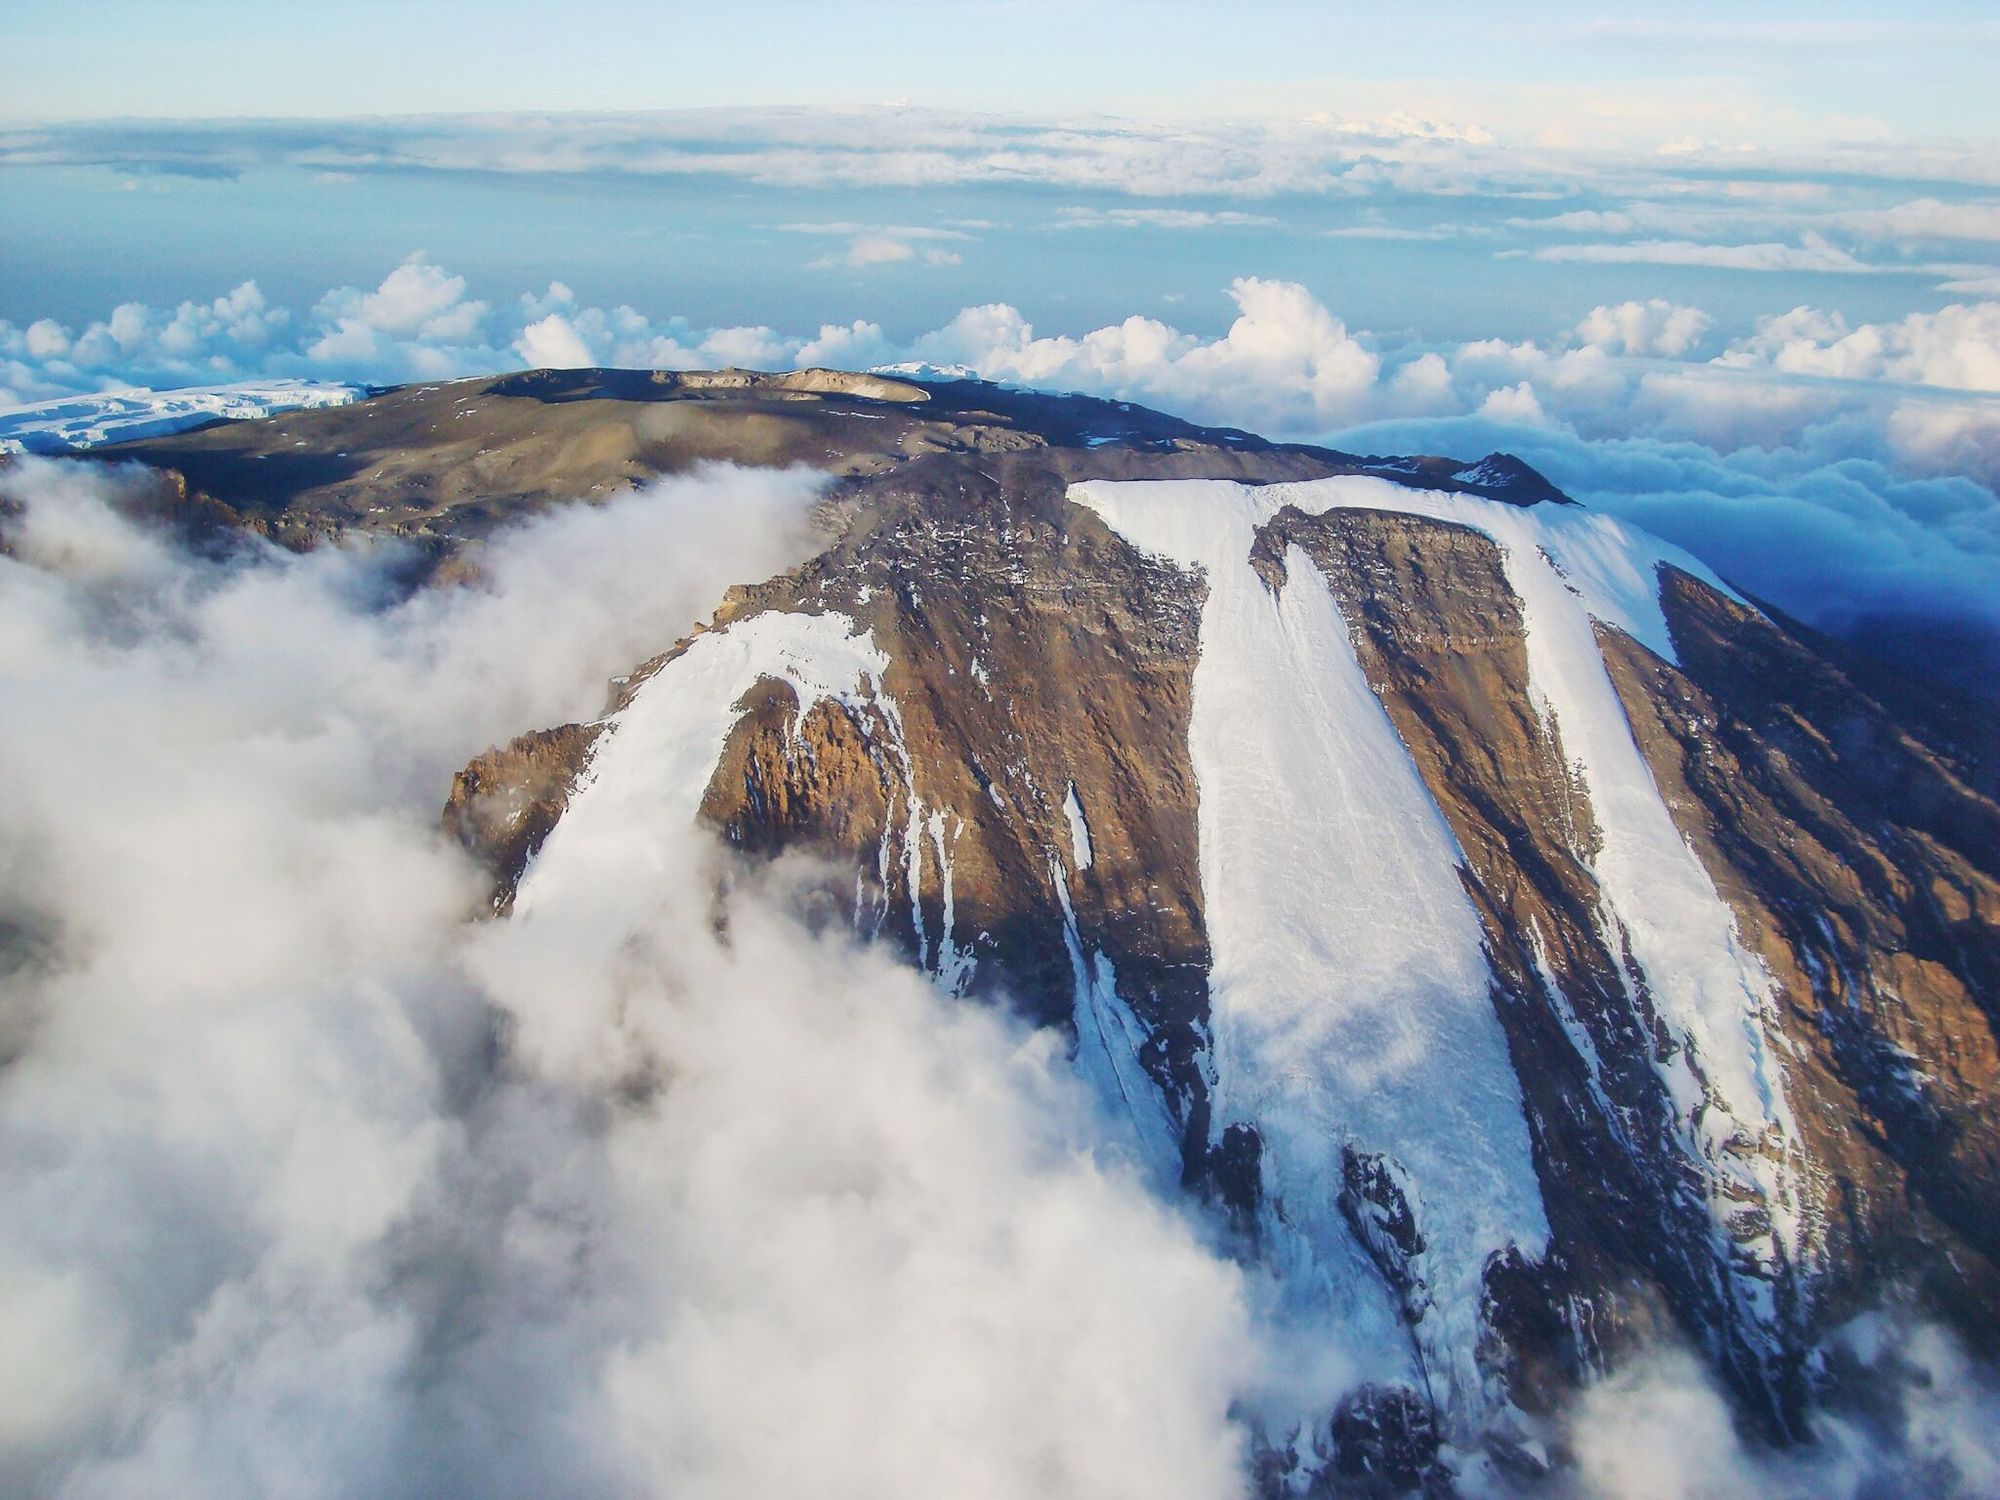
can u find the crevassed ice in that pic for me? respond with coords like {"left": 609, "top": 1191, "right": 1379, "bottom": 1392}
{"left": 1051, "top": 852, "right": 1182, "bottom": 1187}
{"left": 0, "top": 380, "right": 362, "bottom": 454}
{"left": 1071, "top": 477, "right": 1551, "bottom": 1430}
{"left": 1250, "top": 475, "right": 1806, "bottom": 1359}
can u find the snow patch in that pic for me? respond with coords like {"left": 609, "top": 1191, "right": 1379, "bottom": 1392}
{"left": 1052, "top": 854, "right": 1180, "bottom": 1187}
{"left": 1063, "top": 782, "right": 1095, "bottom": 871}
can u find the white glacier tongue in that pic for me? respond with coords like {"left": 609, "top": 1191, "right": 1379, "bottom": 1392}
{"left": 1071, "top": 478, "right": 1550, "bottom": 1432}
{"left": 0, "top": 380, "right": 362, "bottom": 454}
{"left": 1247, "top": 477, "right": 1807, "bottom": 1372}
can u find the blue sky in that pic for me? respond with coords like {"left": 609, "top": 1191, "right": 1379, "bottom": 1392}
{"left": 5, "top": 1, "right": 1999, "bottom": 147}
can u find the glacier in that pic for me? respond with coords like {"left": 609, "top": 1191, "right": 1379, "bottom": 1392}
{"left": 1071, "top": 477, "right": 1552, "bottom": 1437}
{"left": 1075, "top": 472, "right": 1811, "bottom": 1427}
{"left": 0, "top": 380, "right": 362, "bottom": 454}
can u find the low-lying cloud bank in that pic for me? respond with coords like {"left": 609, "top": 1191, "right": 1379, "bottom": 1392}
{"left": 1567, "top": 1317, "right": 2000, "bottom": 1500}
{"left": 8, "top": 107, "right": 1999, "bottom": 202}
{"left": 5, "top": 257, "right": 1997, "bottom": 690}
{"left": 0, "top": 458, "right": 1256, "bottom": 1499}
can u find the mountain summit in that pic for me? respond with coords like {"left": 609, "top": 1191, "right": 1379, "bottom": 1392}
{"left": 96, "top": 368, "right": 2000, "bottom": 1495}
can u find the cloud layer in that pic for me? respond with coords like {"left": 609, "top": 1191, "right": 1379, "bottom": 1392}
{"left": 0, "top": 458, "right": 1257, "bottom": 1499}
{"left": 9, "top": 107, "right": 2000, "bottom": 201}
{"left": 5, "top": 257, "right": 1994, "bottom": 690}
{"left": 1567, "top": 1318, "right": 2000, "bottom": 1500}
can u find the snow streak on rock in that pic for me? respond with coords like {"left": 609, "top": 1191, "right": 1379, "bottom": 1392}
{"left": 1062, "top": 782, "right": 1095, "bottom": 872}
{"left": 1071, "top": 478, "right": 1550, "bottom": 1434}
{"left": 1053, "top": 852, "right": 1182, "bottom": 1188}
{"left": 514, "top": 611, "right": 891, "bottom": 937}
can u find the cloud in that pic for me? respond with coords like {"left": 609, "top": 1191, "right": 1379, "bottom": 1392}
{"left": 354, "top": 255, "right": 483, "bottom": 336}
{"left": 9, "top": 105, "right": 2000, "bottom": 213}
{"left": 1334, "top": 407, "right": 2000, "bottom": 692}
{"left": 4, "top": 258, "right": 1997, "bottom": 692}
{"left": 23, "top": 319, "right": 70, "bottom": 359}
{"left": 795, "top": 318, "right": 899, "bottom": 369}
{"left": 1574, "top": 299, "right": 1714, "bottom": 357}
{"left": 1569, "top": 1346, "right": 1754, "bottom": 1500}
{"left": 1511, "top": 207, "right": 1640, "bottom": 234}
{"left": 1322, "top": 223, "right": 1459, "bottom": 240}
{"left": 306, "top": 255, "right": 491, "bottom": 370}
{"left": 1718, "top": 301, "right": 2000, "bottom": 392}
{"left": 907, "top": 275, "right": 1382, "bottom": 431}
{"left": 1888, "top": 398, "right": 2000, "bottom": 488}
{"left": 1567, "top": 1319, "right": 2000, "bottom": 1500}
{"left": 0, "top": 281, "right": 293, "bottom": 403}
{"left": 1056, "top": 207, "right": 1279, "bottom": 230}
{"left": 781, "top": 222, "right": 973, "bottom": 271}
{"left": 1564, "top": 18, "right": 2000, "bottom": 52}
{"left": 513, "top": 311, "right": 596, "bottom": 369}
{"left": 0, "top": 457, "right": 1258, "bottom": 1499}
{"left": 1833, "top": 198, "right": 2000, "bottom": 244}
{"left": 1478, "top": 380, "right": 1546, "bottom": 424}
{"left": 1307, "top": 111, "right": 1496, "bottom": 146}
{"left": 838, "top": 233, "right": 920, "bottom": 266}
{"left": 1523, "top": 233, "right": 1880, "bottom": 273}
{"left": 0, "top": 107, "right": 1707, "bottom": 203}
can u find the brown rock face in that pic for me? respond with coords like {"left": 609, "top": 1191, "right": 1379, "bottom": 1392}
{"left": 442, "top": 723, "right": 601, "bottom": 915}
{"left": 688, "top": 457, "right": 1221, "bottom": 1162}
{"left": 89, "top": 366, "right": 1565, "bottom": 563}
{"left": 465, "top": 474, "right": 1998, "bottom": 1446}
{"left": 1602, "top": 573, "right": 2000, "bottom": 1331}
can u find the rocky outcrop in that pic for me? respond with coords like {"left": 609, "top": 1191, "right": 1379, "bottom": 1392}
{"left": 443, "top": 723, "right": 601, "bottom": 914}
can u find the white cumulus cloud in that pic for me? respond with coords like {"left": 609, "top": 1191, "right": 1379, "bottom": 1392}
{"left": 1574, "top": 299, "right": 1714, "bottom": 357}
{"left": 4, "top": 257, "right": 1998, "bottom": 691}
{"left": 1719, "top": 301, "right": 2000, "bottom": 391}
{"left": 513, "top": 311, "right": 597, "bottom": 369}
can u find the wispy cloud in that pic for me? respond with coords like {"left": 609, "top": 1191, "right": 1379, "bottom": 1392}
{"left": 1514, "top": 234, "right": 1967, "bottom": 274}
{"left": 1563, "top": 18, "right": 2000, "bottom": 50}
{"left": 0, "top": 457, "right": 1259, "bottom": 1498}
{"left": 779, "top": 221, "right": 973, "bottom": 269}
{"left": 1323, "top": 225, "right": 1461, "bottom": 241}
{"left": 1054, "top": 207, "right": 1278, "bottom": 231}
{"left": 7, "top": 106, "right": 1997, "bottom": 204}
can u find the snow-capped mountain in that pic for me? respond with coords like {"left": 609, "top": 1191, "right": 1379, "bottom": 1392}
{"left": 77, "top": 368, "right": 2000, "bottom": 1494}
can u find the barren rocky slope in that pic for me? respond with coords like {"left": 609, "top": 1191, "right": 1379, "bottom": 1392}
{"left": 83, "top": 368, "right": 2000, "bottom": 1494}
